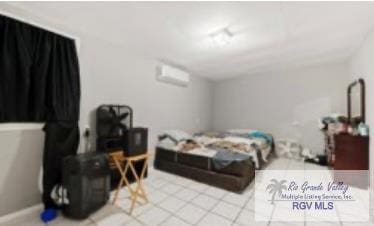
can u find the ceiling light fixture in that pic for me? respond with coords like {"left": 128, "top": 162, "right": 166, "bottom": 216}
{"left": 211, "top": 28, "right": 233, "bottom": 46}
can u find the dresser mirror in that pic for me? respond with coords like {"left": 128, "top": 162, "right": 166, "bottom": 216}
{"left": 347, "top": 78, "right": 365, "bottom": 124}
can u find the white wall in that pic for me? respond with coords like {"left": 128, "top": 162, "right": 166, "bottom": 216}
{"left": 80, "top": 36, "right": 213, "bottom": 150}
{"left": 0, "top": 129, "right": 44, "bottom": 217}
{"left": 349, "top": 28, "right": 374, "bottom": 201}
{"left": 0, "top": 3, "right": 213, "bottom": 216}
{"left": 212, "top": 62, "right": 350, "bottom": 154}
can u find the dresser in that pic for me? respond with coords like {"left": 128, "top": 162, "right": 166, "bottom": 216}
{"left": 334, "top": 78, "right": 369, "bottom": 170}
{"left": 328, "top": 78, "right": 369, "bottom": 188}
{"left": 333, "top": 133, "right": 369, "bottom": 188}
{"left": 333, "top": 134, "right": 369, "bottom": 170}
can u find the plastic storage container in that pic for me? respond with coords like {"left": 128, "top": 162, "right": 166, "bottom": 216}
{"left": 62, "top": 152, "right": 110, "bottom": 219}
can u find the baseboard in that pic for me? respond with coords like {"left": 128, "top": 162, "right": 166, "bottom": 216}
{"left": 0, "top": 204, "right": 43, "bottom": 224}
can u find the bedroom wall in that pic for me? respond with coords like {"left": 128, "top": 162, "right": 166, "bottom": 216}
{"left": 80, "top": 37, "right": 213, "bottom": 150}
{"left": 349, "top": 27, "right": 374, "bottom": 206}
{"left": 212, "top": 62, "right": 350, "bottom": 154}
{"left": 0, "top": 129, "right": 44, "bottom": 218}
{"left": 0, "top": 3, "right": 213, "bottom": 217}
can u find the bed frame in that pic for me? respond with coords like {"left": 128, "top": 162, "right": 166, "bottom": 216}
{"left": 153, "top": 147, "right": 256, "bottom": 192}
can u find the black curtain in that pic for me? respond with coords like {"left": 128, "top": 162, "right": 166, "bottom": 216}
{"left": 0, "top": 15, "right": 81, "bottom": 209}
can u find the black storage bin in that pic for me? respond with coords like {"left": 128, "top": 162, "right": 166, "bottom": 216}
{"left": 62, "top": 152, "right": 110, "bottom": 219}
{"left": 123, "top": 128, "right": 148, "bottom": 156}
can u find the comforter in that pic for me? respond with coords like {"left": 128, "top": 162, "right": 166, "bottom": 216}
{"left": 157, "top": 131, "right": 273, "bottom": 169}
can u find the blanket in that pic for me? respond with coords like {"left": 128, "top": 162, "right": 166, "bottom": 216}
{"left": 211, "top": 149, "right": 250, "bottom": 169}
{"left": 157, "top": 130, "right": 273, "bottom": 169}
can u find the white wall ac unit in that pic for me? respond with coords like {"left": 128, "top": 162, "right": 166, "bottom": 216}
{"left": 157, "top": 64, "right": 190, "bottom": 87}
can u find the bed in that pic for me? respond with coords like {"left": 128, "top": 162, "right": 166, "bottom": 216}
{"left": 153, "top": 130, "right": 273, "bottom": 192}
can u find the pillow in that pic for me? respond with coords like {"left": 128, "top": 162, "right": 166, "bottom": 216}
{"left": 162, "top": 130, "right": 192, "bottom": 144}
{"left": 226, "top": 129, "right": 256, "bottom": 134}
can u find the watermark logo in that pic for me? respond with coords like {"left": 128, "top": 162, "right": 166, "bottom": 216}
{"left": 266, "top": 179, "right": 287, "bottom": 205}
{"left": 255, "top": 170, "right": 369, "bottom": 222}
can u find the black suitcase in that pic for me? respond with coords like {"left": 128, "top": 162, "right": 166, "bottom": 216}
{"left": 62, "top": 152, "right": 110, "bottom": 219}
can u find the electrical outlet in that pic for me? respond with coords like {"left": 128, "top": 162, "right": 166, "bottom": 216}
{"left": 84, "top": 127, "right": 90, "bottom": 138}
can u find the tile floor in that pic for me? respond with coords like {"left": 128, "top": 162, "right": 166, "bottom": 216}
{"left": 1, "top": 158, "right": 373, "bottom": 226}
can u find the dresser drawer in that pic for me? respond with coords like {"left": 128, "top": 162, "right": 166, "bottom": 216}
{"left": 334, "top": 134, "right": 369, "bottom": 170}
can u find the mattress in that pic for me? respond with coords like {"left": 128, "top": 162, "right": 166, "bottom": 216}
{"left": 155, "top": 147, "right": 254, "bottom": 177}
{"left": 157, "top": 131, "right": 273, "bottom": 169}
{"left": 154, "top": 155, "right": 254, "bottom": 192}
{"left": 154, "top": 130, "right": 273, "bottom": 192}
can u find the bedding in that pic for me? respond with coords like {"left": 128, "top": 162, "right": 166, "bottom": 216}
{"left": 157, "top": 130, "right": 273, "bottom": 169}
{"left": 212, "top": 150, "right": 250, "bottom": 170}
{"left": 154, "top": 129, "right": 273, "bottom": 192}
{"left": 159, "top": 130, "right": 193, "bottom": 144}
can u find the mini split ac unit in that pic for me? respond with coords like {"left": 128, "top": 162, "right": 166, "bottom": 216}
{"left": 156, "top": 64, "right": 190, "bottom": 87}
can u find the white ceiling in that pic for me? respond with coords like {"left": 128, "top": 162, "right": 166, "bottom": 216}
{"left": 8, "top": 2, "right": 374, "bottom": 80}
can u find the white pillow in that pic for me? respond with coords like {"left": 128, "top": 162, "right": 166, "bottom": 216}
{"left": 226, "top": 129, "right": 256, "bottom": 134}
